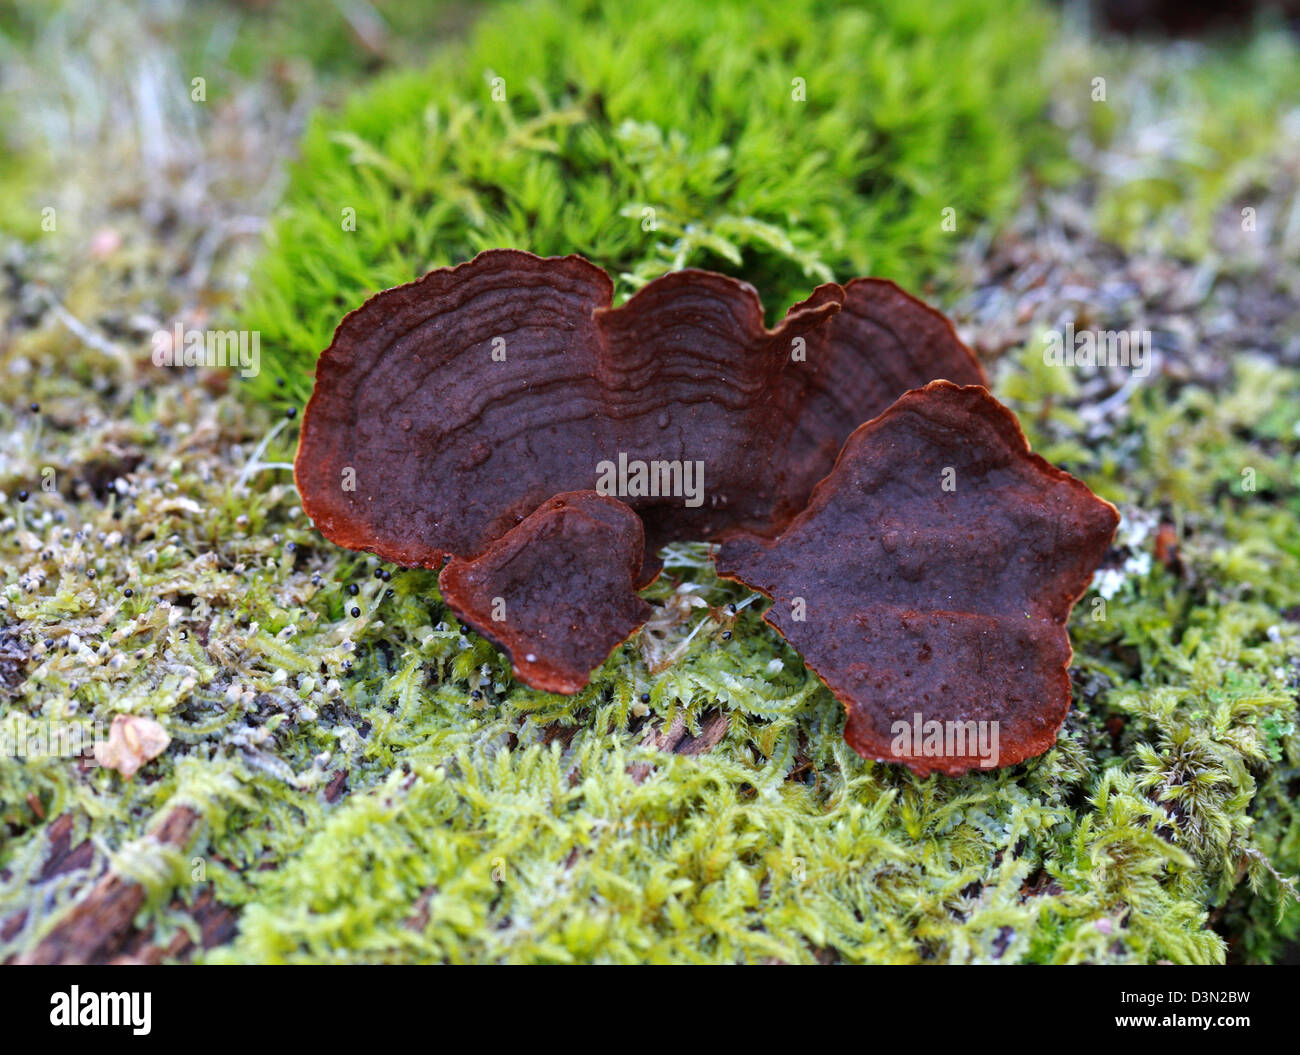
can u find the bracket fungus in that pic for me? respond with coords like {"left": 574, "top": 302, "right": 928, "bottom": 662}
{"left": 439, "top": 491, "right": 653, "bottom": 693}
{"left": 716, "top": 382, "right": 1120, "bottom": 776}
{"left": 295, "top": 251, "right": 1117, "bottom": 773}
{"left": 294, "top": 249, "right": 984, "bottom": 583}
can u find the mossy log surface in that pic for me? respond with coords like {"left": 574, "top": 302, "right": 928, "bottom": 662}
{"left": 0, "top": 0, "right": 1297, "bottom": 963}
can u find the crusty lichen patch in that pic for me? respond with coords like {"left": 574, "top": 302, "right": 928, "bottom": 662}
{"left": 0, "top": 0, "right": 1298, "bottom": 964}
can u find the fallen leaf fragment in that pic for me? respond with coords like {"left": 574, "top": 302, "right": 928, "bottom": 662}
{"left": 94, "top": 714, "right": 171, "bottom": 778}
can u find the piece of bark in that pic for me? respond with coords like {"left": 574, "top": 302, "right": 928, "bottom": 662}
{"left": 15, "top": 806, "right": 200, "bottom": 965}
{"left": 628, "top": 710, "right": 731, "bottom": 781}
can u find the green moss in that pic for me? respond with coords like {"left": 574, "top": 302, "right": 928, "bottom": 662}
{"left": 242, "top": 0, "right": 1059, "bottom": 402}
{"left": 1067, "top": 29, "right": 1300, "bottom": 260}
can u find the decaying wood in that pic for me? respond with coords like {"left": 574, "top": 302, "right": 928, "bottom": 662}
{"left": 628, "top": 710, "right": 730, "bottom": 782}
{"left": 11, "top": 805, "right": 234, "bottom": 965}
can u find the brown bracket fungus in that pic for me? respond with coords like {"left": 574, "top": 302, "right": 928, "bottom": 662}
{"left": 295, "top": 251, "right": 1117, "bottom": 775}
{"left": 294, "top": 249, "right": 985, "bottom": 585}
{"left": 439, "top": 491, "right": 653, "bottom": 693}
{"left": 716, "top": 381, "right": 1120, "bottom": 777}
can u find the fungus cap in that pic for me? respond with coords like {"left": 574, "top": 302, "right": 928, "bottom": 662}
{"left": 716, "top": 381, "right": 1121, "bottom": 776}
{"left": 293, "top": 249, "right": 985, "bottom": 583}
